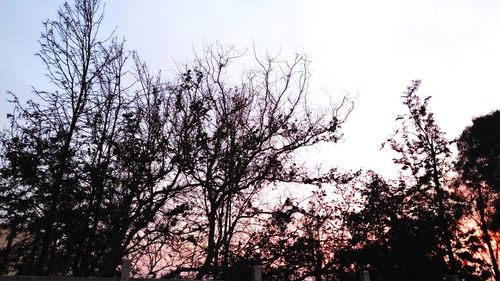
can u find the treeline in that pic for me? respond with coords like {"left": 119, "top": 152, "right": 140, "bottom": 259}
{"left": 0, "top": 1, "right": 498, "bottom": 281}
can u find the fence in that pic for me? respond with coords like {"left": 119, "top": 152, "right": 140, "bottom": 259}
{"left": 0, "top": 262, "right": 461, "bottom": 281}
{"left": 356, "top": 270, "right": 460, "bottom": 281}
{"left": 0, "top": 260, "right": 261, "bottom": 281}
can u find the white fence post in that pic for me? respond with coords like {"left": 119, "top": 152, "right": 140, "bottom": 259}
{"left": 251, "top": 265, "right": 261, "bottom": 281}
{"left": 120, "top": 259, "right": 131, "bottom": 281}
{"left": 359, "top": 270, "right": 370, "bottom": 281}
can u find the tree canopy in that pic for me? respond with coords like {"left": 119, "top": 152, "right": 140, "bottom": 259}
{"left": 0, "top": 0, "right": 498, "bottom": 280}
{"left": 456, "top": 110, "right": 500, "bottom": 280}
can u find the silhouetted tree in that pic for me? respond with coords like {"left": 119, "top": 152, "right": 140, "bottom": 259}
{"left": 337, "top": 81, "right": 464, "bottom": 280}
{"left": 385, "top": 80, "right": 460, "bottom": 274}
{"left": 239, "top": 171, "right": 359, "bottom": 281}
{"left": 165, "top": 46, "right": 352, "bottom": 279}
{"left": 0, "top": 0, "right": 114, "bottom": 274}
{"left": 0, "top": 0, "right": 185, "bottom": 276}
{"left": 456, "top": 110, "right": 500, "bottom": 280}
{"left": 338, "top": 172, "right": 450, "bottom": 281}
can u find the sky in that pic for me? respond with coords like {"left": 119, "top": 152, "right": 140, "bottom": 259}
{"left": 1, "top": 0, "right": 499, "bottom": 177}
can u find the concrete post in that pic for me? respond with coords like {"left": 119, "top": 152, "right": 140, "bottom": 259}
{"left": 359, "top": 270, "right": 370, "bottom": 281}
{"left": 251, "top": 265, "right": 262, "bottom": 281}
{"left": 120, "top": 259, "right": 131, "bottom": 281}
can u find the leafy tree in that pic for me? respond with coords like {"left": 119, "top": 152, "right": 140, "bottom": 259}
{"left": 384, "top": 80, "right": 460, "bottom": 274}
{"left": 338, "top": 81, "right": 464, "bottom": 280}
{"left": 338, "top": 172, "right": 451, "bottom": 281}
{"left": 0, "top": 0, "right": 114, "bottom": 274}
{"left": 456, "top": 110, "right": 500, "bottom": 280}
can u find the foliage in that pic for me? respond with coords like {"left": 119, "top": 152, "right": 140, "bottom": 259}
{"left": 337, "top": 172, "right": 450, "bottom": 281}
{"left": 239, "top": 171, "right": 359, "bottom": 281}
{"left": 456, "top": 110, "right": 500, "bottom": 227}
{"left": 455, "top": 110, "right": 500, "bottom": 280}
{"left": 0, "top": 0, "right": 354, "bottom": 278}
{"left": 338, "top": 81, "right": 465, "bottom": 280}
{"left": 385, "top": 80, "right": 461, "bottom": 273}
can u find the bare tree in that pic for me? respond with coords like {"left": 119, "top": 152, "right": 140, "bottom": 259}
{"left": 1, "top": 0, "right": 117, "bottom": 274}
{"left": 0, "top": 0, "right": 185, "bottom": 276}
{"left": 0, "top": 1, "right": 353, "bottom": 277}
{"left": 165, "top": 46, "right": 352, "bottom": 279}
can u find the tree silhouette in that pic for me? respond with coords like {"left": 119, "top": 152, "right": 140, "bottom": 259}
{"left": 456, "top": 110, "right": 500, "bottom": 281}
{"left": 338, "top": 172, "right": 451, "bottom": 281}
{"left": 5, "top": 0, "right": 495, "bottom": 280}
{"left": 384, "top": 80, "right": 460, "bottom": 274}
{"left": 239, "top": 171, "right": 358, "bottom": 281}
{"left": 163, "top": 46, "right": 352, "bottom": 279}
{"left": 337, "top": 81, "right": 464, "bottom": 280}
{"left": 0, "top": 0, "right": 186, "bottom": 276}
{"left": 0, "top": 1, "right": 354, "bottom": 276}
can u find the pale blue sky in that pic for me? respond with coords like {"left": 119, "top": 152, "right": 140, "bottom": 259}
{"left": 1, "top": 0, "right": 500, "bottom": 176}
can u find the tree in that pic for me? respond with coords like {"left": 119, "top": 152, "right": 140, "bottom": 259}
{"left": 456, "top": 110, "right": 500, "bottom": 280}
{"left": 239, "top": 171, "right": 359, "bottom": 281}
{"left": 338, "top": 172, "right": 451, "bottom": 281}
{"left": 1, "top": 0, "right": 355, "bottom": 277}
{"left": 0, "top": 0, "right": 113, "bottom": 274}
{"left": 384, "top": 80, "right": 460, "bottom": 274}
{"left": 338, "top": 81, "right": 462, "bottom": 279}
{"left": 0, "top": 0, "right": 185, "bottom": 276}
{"left": 164, "top": 46, "right": 352, "bottom": 279}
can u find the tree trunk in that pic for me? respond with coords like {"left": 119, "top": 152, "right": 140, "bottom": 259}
{"left": 196, "top": 204, "right": 218, "bottom": 279}
{"left": 430, "top": 148, "right": 458, "bottom": 274}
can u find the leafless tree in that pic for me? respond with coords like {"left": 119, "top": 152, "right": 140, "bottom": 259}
{"left": 164, "top": 45, "right": 352, "bottom": 279}
{"left": 0, "top": 0, "right": 186, "bottom": 276}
